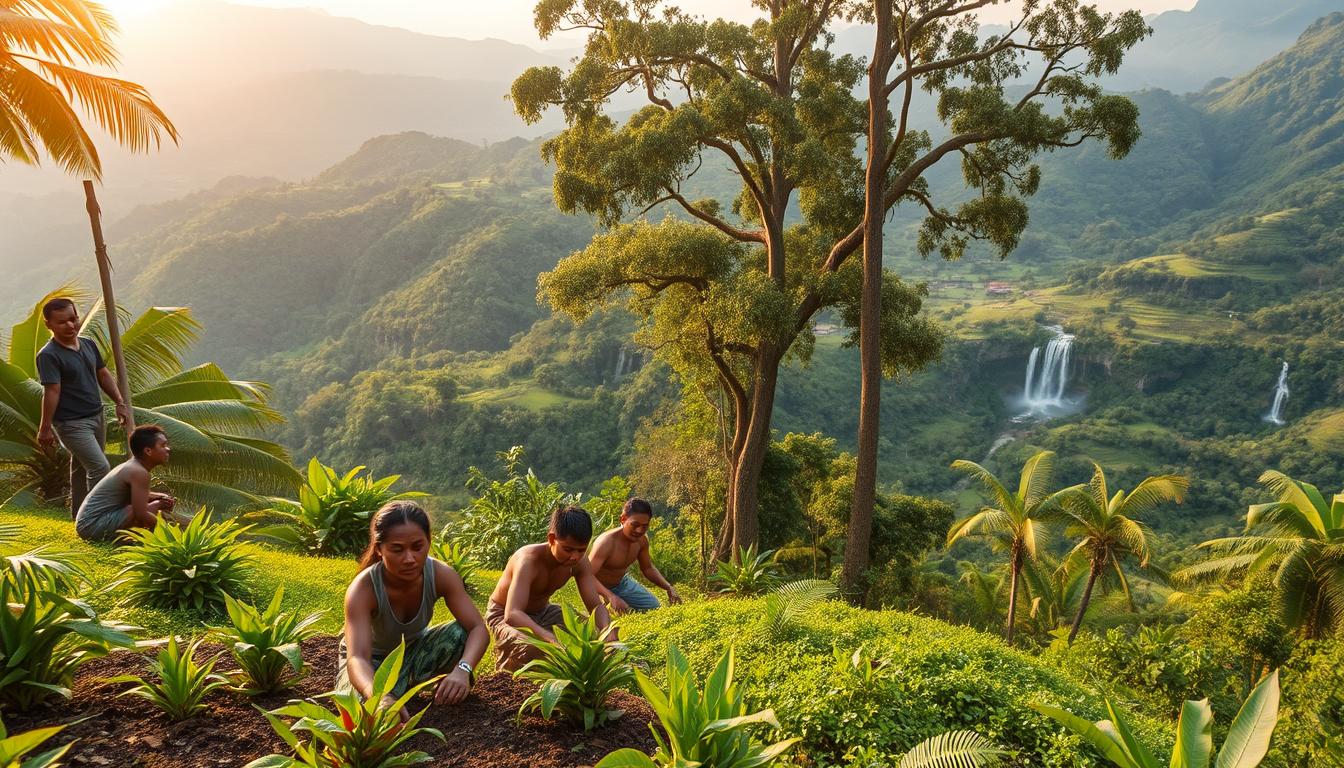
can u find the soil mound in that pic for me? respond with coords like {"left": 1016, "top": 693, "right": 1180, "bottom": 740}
{"left": 5, "top": 635, "right": 658, "bottom": 768}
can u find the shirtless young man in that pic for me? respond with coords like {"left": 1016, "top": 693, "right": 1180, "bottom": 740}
{"left": 486, "top": 505, "right": 613, "bottom": 672}
{"left": 587, "top": 498, "right": 681, "bottom": 614}
{"left": 74, "top": 424, "right": 178, "bottom": 542}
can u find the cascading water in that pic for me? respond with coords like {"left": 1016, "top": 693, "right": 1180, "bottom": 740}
{"left": 1264, "top": 362, "right": 1289, "bottom": 426}
{"left": 1019, "top": 326, "right": 1075, "bottom": 416}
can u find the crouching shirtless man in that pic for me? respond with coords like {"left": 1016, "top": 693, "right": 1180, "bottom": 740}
{"left": 486, "top": 505, "right": 614, "bottom": 672}
{"left": 588, "top": 498, "right": 681, "bottom": 613}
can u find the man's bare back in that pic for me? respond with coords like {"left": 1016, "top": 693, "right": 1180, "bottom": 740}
{"left": 489, "top": 543, "right": 579, "bottom": 613}
{"left": 589, "top": 528, "right": 648, "bottom": 588}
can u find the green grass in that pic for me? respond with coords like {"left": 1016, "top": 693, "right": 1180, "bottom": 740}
{"left": 460, "top": 382, "right": 584, "bottom": 410}
{"left": 1306, "top": 410, "right": 1344, "bottom": 455}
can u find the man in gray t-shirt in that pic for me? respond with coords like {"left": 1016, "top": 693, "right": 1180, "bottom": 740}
{"left": 35, "top": 298, "right": 130, "bottom": 518}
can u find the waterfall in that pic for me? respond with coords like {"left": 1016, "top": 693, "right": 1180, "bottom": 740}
{"left": 613, "top": 347, "right": 627, "bottom": 380}
{"left": 1020, "top": 327, "right": 1075, "bottom": 415}
{"left": 1264, "top": 362, "right": 1289, "bottom": 426}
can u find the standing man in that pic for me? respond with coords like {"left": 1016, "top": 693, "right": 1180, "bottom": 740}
{"left": 588, "top": 498, "right": 682, "bottom": 613}
{"left": 35, "top": 298, "right": 131, "bottom": 517}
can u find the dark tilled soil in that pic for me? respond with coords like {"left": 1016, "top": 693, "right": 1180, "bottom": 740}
{"left": 6, "top": 635, "right": 658, "bottom": 768}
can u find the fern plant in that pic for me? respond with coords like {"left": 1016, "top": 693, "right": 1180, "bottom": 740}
{"left": 430, "top": 537, "right": 481, "bottom": 596}
{"left": 764, "top": 579, "right": 837, "bottom": 640}
{"left": 245, "top": 642, "right": 444, "bottom": 768}
{"left": 712, "top": 545, "right": 779, "bottom": 596}
{"left": 114, "top": 514, "right": 253, "bottom": 612}
{"left": 108, "top": 636, "right": 229, "bottom": 721}
{"left": 258, "top": 458, "right": 425, "bottom": 556}
{"left": 845, "top": 730, "right": 1005, "bottom": 768}
{"left": 595, "top": 646, "right": 798, "bottom": 768}
{"left": 0, "top": 716, "right": 76, "bottom": 768}
{"left": 208, "top": 588, "right": 323, "bottom": 695}
{"left": 516, "top": 604, "right": 635, "bottom": 731}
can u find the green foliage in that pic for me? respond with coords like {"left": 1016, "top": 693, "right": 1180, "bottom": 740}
{"left": 259, "top": 458, "right": 424, "bottom": 556}
{"left": 863, "top": 730, "right": 1005, "bottom": 768}
{"left": 114, "top": 514, "right": 253, "bottom": 613}
{"left": 0, "top": 716, "right": 75, "bottom": 768}
{"left": 712, "top": 545, "right": 779, "bottom": 596}
{"left": 0, "top": 289, "right": 297, "bottom": 511}
{"left": 594, "top": 646, "right": 798, "bottom": 768}
{"left": 515, "top": 604, "right": 635, "bottom": 731}
{"left": 245, "top": 642, "right": 444, "bottom": 768}
{"left": 208, "top": 588, "right": 323, "bottom": 695}
{"left": 429, "top": 537, "right": 481, "bottom": 596}
{"left": 449, "top": 446, "right": 573, "bottom": 568}
{"left": 1030, "top": 669, "right": 1280, "bottom": 768}
{"left": 1269, "top": 638, "right": 1344, "bottom": 767}
{"left": 0, "top": 532, "right": 136, "bottom": 711}
{"left": 107, "top": 636, "right": 229, "bottom": 721}
{"left": 621, "top": 599, "right": 1169, "bottom": 767}
{"left": 764, "top": 579, "right": 837, "bottom": 641}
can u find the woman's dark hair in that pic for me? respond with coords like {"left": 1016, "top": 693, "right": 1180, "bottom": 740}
{"left": 358, "top": 500, "right": 432, "bottom": 569}
{"left": 129, "top": 424, "right": 166, "bottom": 459}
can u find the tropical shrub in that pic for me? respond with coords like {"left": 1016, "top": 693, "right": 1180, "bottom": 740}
{"left": 1030, "top": 669, "right": 1280, "bottom": 768}
{"left": 108, "top": 636, "right": 229, "bottom": 721}
{"left": 595, "top": 646, "right": 798, "bottom": 768}
{"left": 620, "top": 599, "right": 1171, "bottom": 767}
{"left": 0, "top": 717, "right": 75, "bottom": 768}
{"left": 0, "top": 289, "right": 297, "bottom": 510}
{"left": 1268, "top": 639, "right": 1343, "bottom": 767}
{"left": 712, "top": 545, "right": 779, "bottom": 596}
{"left": 208, "top": 588, "right": 323, "bottom": 694}
{"left": 764, "top": 579, "right": 837, "bottom": 640}
{"left": 845, "top": 731, "right": 1005, "bottom": 768}
{"left": 0, "top": 536, "right": 136, "bottom": 711}
{"left": 449, "top": 446, "right": 572, "bottom": 567}
{"left": 429, "top": 537, "right": 481, "bottom": 596}
{"left": 259, "top": 458, "right": 424, "bottom": 556}
{"left": 245, "top": 642, "right": 444, "bottom": 768}
{"left": 516, "top": 605, "right": 634, "bottom": 731}
{"left": 114, "top": 514, "right": 253, "bottom": 612}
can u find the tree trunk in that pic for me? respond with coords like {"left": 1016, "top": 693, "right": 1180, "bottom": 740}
{"left": 1005, "top": 546, "right": 1022, "bottom": 645}
{"left": 714, "top": 350, "right": 782, "bottom": 562}
{"left": 82, "top": 182, "right": 134, "bottom": 447}
{"left": 841, "top": 0, "right": 892, "bottom": 604}
{"left": 1068, "top": 560, "right": 1103, "bottom": 644}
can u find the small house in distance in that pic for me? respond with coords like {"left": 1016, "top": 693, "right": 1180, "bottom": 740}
{"left": 985, "top": 281, "right": 1014, "bottom": 296}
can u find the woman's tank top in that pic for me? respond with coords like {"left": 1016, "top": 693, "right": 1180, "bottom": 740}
{"left": 367, "top": 557, "right": 439, "bottom": 657}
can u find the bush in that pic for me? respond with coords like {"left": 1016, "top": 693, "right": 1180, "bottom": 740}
{"left": 712, "top": 545, "right": 779, "bottom": 596}
{"left": 429, "top": 537, "right": 482, "bottom": 596}
{"left": 620, "top": 600, "right": 1171, "bottom": 768}
{"left": 515, "top": 605, "right": 635, "bottom": 731}
{"left": 115, "top": 514, "right": 253, "bottom": 612}
{"left": 246, "top": 642, "right": 444, "bottom": 768}
{"left": 108, "top": 636, "right": 229, "bottom": 721}
{"left": 449, "top": 447, "right": 572, "bottom": 568}
{"left": 595, "top": 645, "right": 798, "bottom": 768}
{"left": 208, "top": 588, "right": 323, "bottom": 695}
{"left": 0, "top": 540, "right": 136, "bottom": 711}
{"left": 259, "top": 458, "right": 425, "bottom": 556}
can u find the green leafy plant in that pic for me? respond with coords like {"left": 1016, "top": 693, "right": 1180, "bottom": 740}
{"left": 259, "top": 458, "right": 425, "bottom": 556}
{"left": 107, "top": 636, "right": 229, "bottom": 721}
{"left": 516, "top": 604, "right": 634, "bottom": 731}
{"left": 208, "top": 588, "right": 323, "bottom": 695}
{"left": 833, "top": 643, "right": 890, "bottom": 687}
{"left": 764, "top": 579, "right": 836, "bottom": 640}
{"left": 0, "top": 546, "right": 136, "bottom": 711}
{"left": 712, "top": 545, "right": 779, "bottom": 596}
{"left": 845, "top": 730, "right": 1006, "bottom": 768}
{"left": 429, "top": 536, "right": 480, "bottom": 596}
{"left": 0, "top": 716, "right": 76, "bottom": 768}
{"left": 244, "top": 642, "right": 444, "bottom": 768}
{"left": 1030, "top": 669, "right": 1280, "bottom": 768}
{"left": 595, "top": 646, "right": 798, "bottom": 768}
{"left": 450, "top": 446, "right": 572, "bottom": 568}
{"left": 114, "top": 513, "right": 253, "bottom": 612}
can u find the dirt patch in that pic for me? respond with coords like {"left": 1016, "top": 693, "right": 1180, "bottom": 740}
{"left": 5, "top": 635, "right": 658, "bottom": 768}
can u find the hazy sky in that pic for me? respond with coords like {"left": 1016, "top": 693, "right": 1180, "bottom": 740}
{"left": 100, "top": 0, "right": 1199, "bottom": 48}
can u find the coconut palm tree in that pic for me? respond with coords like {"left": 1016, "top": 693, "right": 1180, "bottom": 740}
{"left": 948, "top": 450, "right": 1073, "bottom": 644}
{"left": 1055, "top": 464, "right": 1187, "bottom": 643}
{"left": 1181, "top": 470, "right": 1344, "bottom": 640}
{"left": 0, "top": 288, "right": 298, "bottom": 511}
{"left": 1, "top": 0, "right": 177, "bottom": 178}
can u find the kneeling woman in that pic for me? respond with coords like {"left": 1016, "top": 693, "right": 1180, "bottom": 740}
{"left": 340, "top": 501, "right": 488, "bottom": 716}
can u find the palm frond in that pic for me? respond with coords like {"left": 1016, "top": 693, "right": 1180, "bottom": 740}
{"left": 1017, "top": 450, "right": 1055, "bottom": 508}
{"left": 951, "top": 459, "right": 1017, "bottom": 515}
{"left": 32, "top": 58, "right": 178, "bottom": 155}
{"left": 0, "top": 56, "right": 100, "bottom": 176}
{"left": 93, "top": 306, "right": 200, "bottom": 391}
{"left": 1114, "top": 474, "right": 1187, "bottom": 518}
{"left": 764, "top": 579, "right": 837, "bottom": 640}
{"left": 898, "top": 730, "right": 1005, "bottom": 768}
{"left": 148, "top": 399, "right": 284, "bottom": 433}
{"left": 0, "top": 8, "right": 115, "bottom": 68}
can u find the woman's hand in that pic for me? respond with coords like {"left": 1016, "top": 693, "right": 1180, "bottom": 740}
{"left": 434, "top": 668, "right": 471, "bottom": 706}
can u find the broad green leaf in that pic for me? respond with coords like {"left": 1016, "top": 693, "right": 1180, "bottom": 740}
{"left": 1215, "top": 670, "right": 1279, "bottom": 768}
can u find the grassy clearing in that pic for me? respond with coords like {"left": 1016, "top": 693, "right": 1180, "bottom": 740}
{"left": 1306, "top": 409, "right": 1344, "bottom": 455}
{"left": 460, "top": 381, "right": 584, "bottom": 411}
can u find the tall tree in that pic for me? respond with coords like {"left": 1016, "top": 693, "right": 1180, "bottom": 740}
{"left": 841, "top": 0, "right": 1151, "bottom": 596}
{"left": 1054, "top": 463, "right": 1186, "bottom": 642}
{"left": 514, "top": 0, "right": 1144, "bottom": 561}
{"left": 948, "top": 450, "right": 1069, "bottom": 644}
{"left": 0, "top": 0, "right": 177, "bottom": 177}
{"left": 1181, "top": 470, "right": 1344, "bottom": 640}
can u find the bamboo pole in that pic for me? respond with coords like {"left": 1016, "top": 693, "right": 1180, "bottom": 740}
{"left": 82, "top": 181, "right": 135, "bottom": 448}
